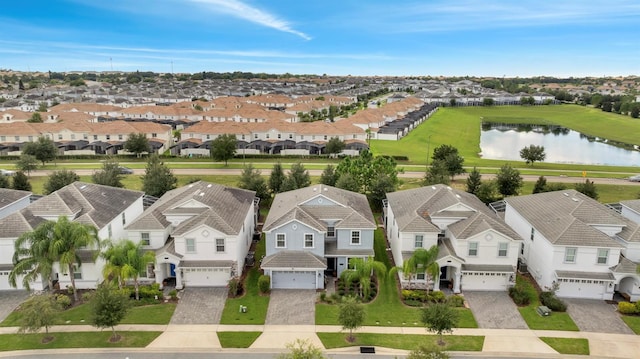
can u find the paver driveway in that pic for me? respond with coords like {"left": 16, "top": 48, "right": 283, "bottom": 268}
{"left": 170, "top": 288, "right": 228, "bottom": 324}
{"left": 266, "top": 290, "right": 316, "bottom": 325}
{"left": 463, "top": 291, "right": 528, "bottom": 329}
{"left": 0, "top": 291, "right": 29, "bottom": 322}
{"left": 565, "top": 298, "right": 633, "bottom": 334}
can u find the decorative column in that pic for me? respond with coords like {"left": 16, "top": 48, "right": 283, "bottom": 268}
{"left": 453, "top": 270, "right": 462, "bottom": 294}
{"left": 176, "top": 266, "right": 183, "bottom": 289}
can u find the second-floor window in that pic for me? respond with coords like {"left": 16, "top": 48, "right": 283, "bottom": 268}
{"left": 122, "top": 213, "right": 126, "bottom": 225}
{"left": 468, "top": 242, "right": 478, "bottom": 256}
{"left": 530, "top": 228, "right": 535, "bottom": 241}
{"left": 414, "top": 235, "right": 423, "bottom": 248}
{"left": 141, "top": 232, "right": 150, "bottom": 246}
{"left": 58, "top": 134, "right": 62, "bottom": 140}
{"left": 327, "top": 226, "right": 335, "bottom": 237}
{"left": 94, "top": 135, "right": 98, "bottom": 140}
{"left": 498, "top": 242, "right": 508, "bottom": 257}
{"left": 152, "top": 133, "right": 157, "bottom": 138}
{"left": 564, "top": 247, "right": 577, "bottom": 263}
{"left": 596, "top": 248, "right": 608, "bottom": 264}
{"left": 216, "top": 238, "right": 225, "bottom": 253}
{"left": 351, "top": 231, "right": 361, "bottom": 245}
{"left": 106, "top": 135, "right": 110, "bottom": 140}
{"left": 276, "top": 233, "right": 286, "bottom": 248}
{"left": 118, "top": 134, "right": 123, "bottom": 140}
{"left": 186, "top": 238, "right": 196, "bottom": 253}
{"left": 304, "top": 234, "right": 314, "bottom": 248}
{"left": 108, "top": 224, "right": 112, "bottom": 238}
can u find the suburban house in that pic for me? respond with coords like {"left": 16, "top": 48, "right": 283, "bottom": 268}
{"left": 503, "top": 190, "right": 640, "bottom": 301}
{"left": 261, "top": 184, "right": 376, "bottom": 289}
{"left": 383, "top": 185, "right": 522, "bottom": 293}
{"left": 0, "top": 182, "right": 144, "bottom": 291}
{"left": 0, "top": 188, "right": 31, "bottom": 220}
{"left": 125, "top": 181, "right": 258, "bottom": 289}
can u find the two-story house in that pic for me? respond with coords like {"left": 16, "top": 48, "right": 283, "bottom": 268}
{"left": 504, "top": 190, "right": 640, "bottom": 301}
{"left": 384, "top": 185, "right": 521, "bottom": 293}
{"left": 261, "top": 185, "right": 376, "bottom": 289}
{"left": 125, "top": 181, "right": 258, "bottom": 289}
{"left": 0, "top": 182, "right": 144, "bottom": 290}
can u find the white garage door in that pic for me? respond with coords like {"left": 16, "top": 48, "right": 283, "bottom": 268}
{"left": 556, "top": 281, "right": 606, "bottom": 299}
{"left": 462, "top": 273, "right": 509, "bottom": 291}
{"left": 183, "top": 267, "right": 230, "bottom": 287}
{"left": 0, "top": 271, "right": 12, "bottom": 290}
{"left": 272, "top": 271, "right": 316, "bottom": 289}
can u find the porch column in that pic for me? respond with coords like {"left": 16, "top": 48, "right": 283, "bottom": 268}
{"left": 154, "top": 268, "right": 163, "bottom": 288}
{"left": 176, "top": 267, "right": 183, "bottom": 289}
{"left": 433, "top": 273, "right": 441, "bottom": 292}
{"left": 453, "top": 270, "right": 461, "bottom": 294}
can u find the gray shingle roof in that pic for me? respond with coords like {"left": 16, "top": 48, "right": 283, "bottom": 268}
{"left": 126, "top": 181, "right": 256, "bottom": 235}
{"left": 261, "top": 250, "right": 327, "bottom": 269}
{"left": 157, "top": 238, "right": 183, "bottom": 259}
{"left": 179, "top": 260, "right": 234, "bottom": 268}
{"left": 263, "top": 185, "right": 375, "bottom": 232}
{"left": 620, "top": 199, "right": 640, "bottom": 215}
{"left": 0, "top": 188, "right": 31, "bottom": 209}
{"left": 325, "top": 241, "right": 374, "bottom": 256}
{"left": 555, "top": 270, "right": 615, "bottom": 281}
{"left": 436, "top": 237, "right": 465, "bottom": 262}
{"left": 610, "top": 255, "right": 639, "bottom": 274}
{"left": 505, "top": 190, "right": 630, "bottom": 247}
{"left": 461, "top": 264, "right": 515, "bottom": 272}
{"left": 448, "top": 212, "right": 521, "bottom": 241}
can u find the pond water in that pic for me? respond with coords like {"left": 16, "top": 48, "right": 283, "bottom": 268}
{"left": 479, "top": 123, "right": 640, "bottom": 166}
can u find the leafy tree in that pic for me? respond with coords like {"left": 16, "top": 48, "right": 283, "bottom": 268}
{"left": 466, "top": 167, "right": 482, "bottom": 195}
{"left": 269, "top": 162, "right": 286, "bottom": 194}
{"left": 102, "top": 239, "right": 155, "bottom": 300}
{"left": 340, "top": 256, "right": 386, "bottom": 300}
{"left": 338, "top": 296, "right": 365, "bottom": 342}
{"left": 92, "top": 157, "right": 124, "bottom": 188}
{"left": 407, "top": 345, "right": 450, "bottom": 359}
{"left": 16, "top": 154, "right": 38, "bottom": 175}
{"left": 91, "top": 283, "right": 130, "bottom": 342}
{"left": 532, "top": 176, "right": 547, "bottom": 194}
{"left": 277, "top": 338, "right": 326, "bottom": 359}
{"left": 519, "top": 145, "right": 546, "bottom": 166}
{"left": 210, "top": 134, "right": 237, "bottom": 166}
{"left": 546, "top": 182, "right": 568, "bottom": 192}
{"left": 123, "top": 132, "right": 150, "bottom": 157}
{"left": 44, "top": 169, "right": 79, "bottom": 194}
{"left": 141, "top": 154, "right": 177, "bottom": 197}
{"left": 335, "top": 150, "right": 400, "bottom": 194}
{"left": 475, "top": 181, "right": 500, "bottom": 204}
{"left": 10, "top": 221, "right": 56, "bottom": 290}
{"left": 575, "top": 179, "right": 598, "bottom": 200}
{"left": 369, "top": 174, "right": 396, "bottom": 210}
{"left": 12, "top": 171, "right": 31, "bottom": 191}
{"left": 495, "top": 163, "right": 522, "bottom": 197}
{"left": 0, "top": 175, "right": 8, "bottom": 188}
{"left": 282, "top": 162, "right": 310, "bottom": 191}
{"left": 335, "top": 172, "right": 360, "bottom": 192}
{"left": 238, "top": 164, "right": 269, "bottom": 201}
{"left": 421, "top": 303, "right": 458, "bottom": 345}
{"left": 319, "top": 164, "right": 339, "bottom": 186}
{"left": 431, "top": 145, "right": 465, "bottom": 180}
{"left": 482, "top": 98, "right": 494, "bottom": 106}
{"left": 27, "top": 112, "right": 43, "bottom": 123}
{"left": 37, "top": 102, "right": 48, "bottom": 112}
{"left": 423, "top": 159, "right": 450, "bottom": 186}
{"left": 22, "top": 136, "right": 57, "bottom": 166}
{"left": 325, "top": 137, "right": 346, "bottom": 155}
{"left": 17, "top": 294, "right": 61, "bottom": 339}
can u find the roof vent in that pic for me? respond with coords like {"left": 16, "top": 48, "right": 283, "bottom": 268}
{"left": 80, "top": 185, "right": 87, "bottom": 189}
{"left": 455, "top": 194, "right": 461, "bottom": 199}
{"left": 313, "top": 187, "right": 317, "bottom": 191}
{"left": 431, "top": 186, "right": 436, "bottom": 190}
{"left": 571, "top": 198, "right": 579, "bottom": 202}
{"left": 324, "top": 187, "right": 328, "bottom": 191}
{"left": 189, "top": 184, "right": 194, "bottom": 188}
{"left": 207, "top": 184, "right": 212, "bottom": 188}
{"left": 446, "top": 186, "right": 452, "bottom": 190}
{"left": 200, "top": 192, "right": 204, "bottom": 196}
{"left": 563, "top": 192, "right": 569, "bottom": 196}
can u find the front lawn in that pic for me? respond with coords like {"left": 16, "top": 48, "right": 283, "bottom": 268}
{"left": 1, "top": 302, "right": 176, "bottom": 327}
{"left": 514, "top": 275, "right": 579, "bottom": 331}
{"left": 0, "top": 331, "right": 161, "bottom": 351}
{"left": 540, "top": 337, "right": 590, "bottom": 355}
{"left": 217, "top": 331, "right": 262, "bottom": 348}
{"left": 621, "top": 315, "right": 640, "bottom": 335}
{"left": 317, "top": 332, "right": 484, "bottom": 351}
{"left": 220, "top": 236, "right": 269, "bottom": 324}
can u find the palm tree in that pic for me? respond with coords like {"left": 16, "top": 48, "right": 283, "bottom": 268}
{"left": 10, "top": 221, "right": 56, "bottom": 290}
{"left": 340, "top": 256, "right": 387, "bottom": 300}
{"left": 49, "top": 216, "right": 101, "bottom": 302}
{"left": 102, "top": 239, "right": 155, "bottom": 300}
{"left": 391, "top": 246, "right": 440, "bottom": 293}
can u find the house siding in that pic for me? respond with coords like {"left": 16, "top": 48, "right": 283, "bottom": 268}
{"left": 265, "top": 221, "right": 324, "bottom": 258}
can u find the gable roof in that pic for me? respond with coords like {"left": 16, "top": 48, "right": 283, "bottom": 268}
{"left": 0, "top": 188, "right": 31, "bottom": 210}
{"left": 505, "top": 190, "right": 628, "bottom": 246}
{"left": 126, "top": 181, "right": 256, "bottom": 236}
{"left": 620, "top": 199, "right": 640, "bottom": 215}
{"left": 448, "top": 211, "right": 521, "bottom": 240}
{"left": 263, "top": 184, "right": 375, "bottom": 232}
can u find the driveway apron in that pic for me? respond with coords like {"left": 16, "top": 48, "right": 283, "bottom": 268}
{"left": 266, "top": 289, "right": 316, "bottom": 325}
{"left": 0, "top": 291, "right": 29, "bottom": 322}
{"left": 170, "top": 288, "right": 228, "bottom": 324}
{"left": 463, "top": 291, "right": 528, "bottom": 329}
{"left": 565, "top": 298, "right": 633, "bottom": 334}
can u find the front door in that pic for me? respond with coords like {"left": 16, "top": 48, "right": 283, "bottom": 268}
{"left": 170, "top": 263, "right": 176, "bottom": 277}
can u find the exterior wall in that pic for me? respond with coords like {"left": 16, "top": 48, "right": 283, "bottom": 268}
{"left": 97, "top": 197, "right": 144, "bottom": 241}
{"left": 0, "top": 238, "right": 15, "bottom": 265}
{"left": 265, "top": 220, "right": 324, "bottom": 258}
{"left": 55, "top": 258, "right": 104, "bottom": 290}
{"left": 621, "top": 207, "right": 640, "bottom": 225}
{"left": 452, "top": 230, "right": 519, "bottom": 267}
{"left": 127, "top": 229, "right": 170, "bottom": 249}
{"left": 336, "top": 228, "right": 374, "bottom": 251}
{"left": 623, "top": 242, "right": 640, "bottom": 262}
{"left": 174, "top": 224, "right": 241, "bottom": 264}
{"left": 0, "top": 195, "right": 30, "bottom": 220}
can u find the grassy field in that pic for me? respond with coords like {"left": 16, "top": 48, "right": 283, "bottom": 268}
{"left": 217, "top": 331, "right": 262, "bottom": 348}
{"left": 0, "top": 331, "right": 161, "bottom": 351}
{"left": 317, "top": 332, "right": 484, "bottom": 351}
{"left": 540, "top": 337, "right": 590, "bottom": 355}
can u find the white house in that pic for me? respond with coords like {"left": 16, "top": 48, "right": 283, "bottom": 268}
{"left": 125, "top": 181, "right": 258, "bottom": 289}
{"left": 0, "top": 182, "right": 144, "bottom": 291}
{"left": 383, "top": 185, "right": 521, "bottom": 293}
{"left": 504, "top": 190, "right": 640, "bottom": 301}
{"left": 261, "top": 185, "right": 376, "bottom": 290}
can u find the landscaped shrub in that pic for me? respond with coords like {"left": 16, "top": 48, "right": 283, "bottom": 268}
{"left": 227, "top": 277, "right": 240, "bottom": 297}
{"left": 539, "top": 291, "right": 567, "bottom": 312}
{"left": 55, "top": 294, "right": 72, "bottom": 309}
{"left": 428, "top": 291, "right": 446, "bottom": 303}
{"left": 169, "top": 289, "right": 178, "bottom": 300}
{"left": 81, "top": 291, "right": 94, "bottom": 303}
{"left": 509, "top": 286, "right": 531, "bottom": 306}
{"left": 137, "top": 284, "right": 163, "bottom": 300}
{"left": 446, "top": 295, "right": 465, "bottom": 307}
{"left": 618, "top": 302, "right": 639, "bottom": 315}
{"left": 258, "top": 275, "right": 270, "bottom": 294}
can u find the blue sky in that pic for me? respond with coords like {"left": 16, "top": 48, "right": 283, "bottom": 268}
{"left": 1, "top": 0, "right": 639, "bottom": 76}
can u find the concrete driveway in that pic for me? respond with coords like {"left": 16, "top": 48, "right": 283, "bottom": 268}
{"left": 463, "top": 291, "right": 528, "bottom": 329}
{"left": 266, "top": 289, "right": 316, "bottom": 325}
{"left": 170, "top": 288, "right": 228, "bottom": 324}
{"left": 0, "top": 291, "right": 29, "bottom": 322}
{"left": 565, "top": 298, "right": 633, "bottom": 334}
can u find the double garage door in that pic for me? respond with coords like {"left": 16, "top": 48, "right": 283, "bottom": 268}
{"left": 272, "top": 270, "right": 316, "bottom": 289}
{"left": 556, "top": 280, "right": 607, "bottom": 299}
{"left": 182, "top": 267, "right": 230, "bottom": 287}
{"left": 462, "top": 273, "right": 509, "bottom": 291}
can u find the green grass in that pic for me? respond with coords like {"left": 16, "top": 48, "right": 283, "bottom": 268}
{"left": 514, "top": 275, "right": 579, "bottom": 331}
{"left": 316, "top": 229, "right": 478, "bottom": 328}
{"left": 317, "top": 332, "right": 484, "bottom": 351}
{"left": 621, "top": 315, "right": 640, "bottom": 335}
{"left": 0, "top": 331, "right": 161, "bottom": 351}
{"left": 217, "top": 331, "right": 262, "bottom": 348}
{"left": 220, "top": 236, "right": 269, "bottom": 324}
{"left": 540, "top": 337, "right": 590, "bottom": 355}
{"left": 1, "top": 303, "right": 175, "bottom": 327}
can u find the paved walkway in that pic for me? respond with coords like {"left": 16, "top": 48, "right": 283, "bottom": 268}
{"left": 0, "top": 290, "right": 29, "bottom": 322}
{"left": 565, "top": 298, "right": 633, "bottom": 334}
{"left": 265, "top": 290, "right": 316, "bottom": 325}
{"left": 169, "top": 288, "right": 228, "bottom": 324}
{"left": 463, "top": 291, "right": 528, "bottom": 329}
